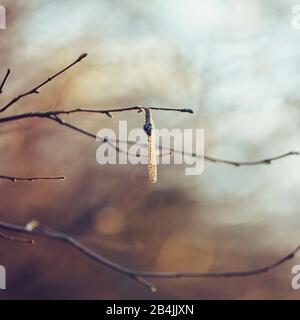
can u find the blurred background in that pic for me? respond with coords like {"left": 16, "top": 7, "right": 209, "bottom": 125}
{"left": 1, "top": 0, "right": 300, "bottom": 299}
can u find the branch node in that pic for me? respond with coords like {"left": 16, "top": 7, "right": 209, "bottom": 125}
{"left": 104, "top": 112, "right": 113, "bottom": 118}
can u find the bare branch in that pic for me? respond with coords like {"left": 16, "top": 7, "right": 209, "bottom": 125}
{"left": 0, "top": 110, "right": 298, "bottom": 167}
{"left": 143, "top": 147, "right": 300, "bottom": 167}
{"left": 0, "top": 175, "right": 65, "bottom": 182}
{"left": 51, "top": 105, "right": 194, "bottom": 115}
{"left": 0, "top": 69, "right": 11, "bottom": 94}
{"left": 0, "top": 220, "right": 298, "bottom": 292}
{"left": 0, "top": 106, "right": 193, "bottom": 123}
{"left": 200, "top": 151, "right": 300, "bottom": 166}
{"left": 0, "top": 53, "right": 88, "bottom": 114}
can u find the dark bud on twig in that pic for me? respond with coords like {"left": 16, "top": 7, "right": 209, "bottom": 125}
{"left": 77, "top": 53, "right": 88, "bottom": 61}
{"left": 181, "top": 108, "right": 194, "bottom": 114}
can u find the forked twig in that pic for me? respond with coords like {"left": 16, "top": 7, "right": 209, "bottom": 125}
{"left": 0, "top": 54, "right": 89, "bottom": 182}
{"left": 0, "top": 53, "right": 88, "bottom": 113}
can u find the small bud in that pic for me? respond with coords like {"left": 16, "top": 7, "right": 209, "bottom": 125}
{"left": 78, "top": 53, "right": 88, "bottom": 61}
{"left": 26, "top": 220, "right": 40, "bottom": 231}
{"left": 181, "top": 108, "right": 194, "bottom": 114}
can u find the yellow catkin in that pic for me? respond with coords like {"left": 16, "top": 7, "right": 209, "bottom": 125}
{"left": 146, "top": 111, "right": 157, "bottom": 184}
{"left": 148, "top": 137, "right": 157, "bottom": 183}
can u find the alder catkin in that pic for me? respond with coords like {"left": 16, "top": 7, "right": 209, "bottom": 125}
{"left": 143, "top": 109, "right": 157, "bottom": 184}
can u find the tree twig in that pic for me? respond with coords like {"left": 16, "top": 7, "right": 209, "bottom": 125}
{"left": 0, "top": 220, "right": 298, "bottom": 292}
{"left": 0, "top": 106, "right": 193, "bottom": 123}
{"left": 0, "top": 69, "right": 11, "bottom": 94}
{"left": 0, "top": 53, "right": 88, "bottom": 114}
{"left": 0, "top": 175, "right": 65, "bottom": 182}
{"left": 0, "top": 231, "right": 34, "bottom": 244}
{"left": 50, "top": 105, "right": 193, "bottom": 115}
{"left": 202, "top": 151, "right": 300, "bottom": 166}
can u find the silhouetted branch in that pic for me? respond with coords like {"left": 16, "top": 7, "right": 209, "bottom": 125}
{"left": 51, "top": 105, "right": 193, "bottom": 115}
{"left": 0, "top": 53, "right": 88, "bottom": 113}
{"left": 0, "top": 175, "right": 65, "bottom": 182}
{"left": 0, "top": 220, "right": 298, "bottom": 292}
{"left": 200, "top": 151, "right": 300, "bottom": 166}
{"left": 0, "top": 69, "right": 11, "bottom": 94}
{"left": 0, "top": 106, "right": 193, "bottom": 123}
{"left": 0, "top": 54, "right": 88, "bottom": 182}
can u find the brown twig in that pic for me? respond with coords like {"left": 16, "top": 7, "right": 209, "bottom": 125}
{"left": 0, "top": 106, "right": 193, "bottom": 123}
{"left": 0, "top": 175, "right": 65, "bottom": 182}
{"left": 0, "top": 220, "right": 298, "bottom": 292}
{"left": 0, "top": 53, "right": 88, "bottom": 113}
{"left": 0, "top": 231, "right": 34, "bottom": 244}
{"left": 0, "top": 69, "right": 11, "bottom": 94}
{"left": 202, "top": 151, "right": 300, "bottom": 166}
{"left": 51, "top": 105, "right": 194, "bottom": 115}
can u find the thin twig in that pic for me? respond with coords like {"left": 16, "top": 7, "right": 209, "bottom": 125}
{"left": 0, "top": 53, "right": 88, "bottom": 113}
{"left": 0, "top": 175, "right": 65, "bottom": 182}
{"left": 0, "top": 69, "right": 11, "bottom": 94}
{"left": 202, "top": 151, "right": 300, "bottom": 166}
{"left": 51, "top": 105, "right": 194, "bottom": 115}
{"left": 0, "top": 231, "right": 34, "bottom": 244}
{"left": 0, "top": 220, "right": 298, "bottom": 292}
